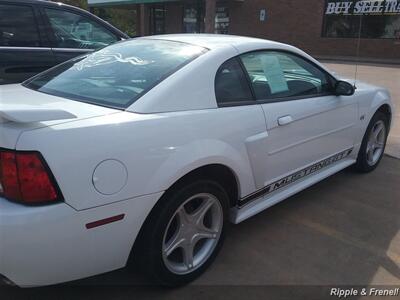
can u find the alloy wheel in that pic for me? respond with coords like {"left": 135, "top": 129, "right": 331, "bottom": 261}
{"left": 162, "top": 193, "right": 223, "bottom": 275}
{"left": 366, "top": 120, "right": 386, "bottom": 166}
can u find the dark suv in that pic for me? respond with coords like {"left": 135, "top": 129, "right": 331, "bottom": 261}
{"left": 0, "top": 0, "right": 128, "bottom": 84}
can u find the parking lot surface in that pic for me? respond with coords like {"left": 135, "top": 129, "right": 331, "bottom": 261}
{"left": 324, "top": 62, "right": 400, "bottom": 159}
{"left": 3, "top": 156, "right": 399, "bottom": 299}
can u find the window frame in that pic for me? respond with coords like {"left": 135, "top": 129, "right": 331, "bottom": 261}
{"left": 0, "top": 2, "right": 43, "bottom": 48}
{"left": 215, "top": 49, "right": 338, "bottom": 108}
{"left": 40, "top": 5, "right": 120, "bottom": 50}
{"left": 214, "top": 56, "right": 256, "bottom": 107}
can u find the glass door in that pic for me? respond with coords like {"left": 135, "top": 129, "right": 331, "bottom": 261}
{"left": 183, "top": 0, "right": 204, "bottom": 33}
{"left": 150, "top": 5, "right": 166, "bottom": 35}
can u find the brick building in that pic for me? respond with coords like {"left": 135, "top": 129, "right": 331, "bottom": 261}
{"left": 88, "top": 0, "right": 400, "bottom": 61}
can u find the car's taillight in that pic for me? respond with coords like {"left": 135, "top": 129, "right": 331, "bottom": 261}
{"left": 0, "top": 152, "right": 21, "bottom": 200}
{"left": 0, "top": 149, "right": 62, "bottom": 205}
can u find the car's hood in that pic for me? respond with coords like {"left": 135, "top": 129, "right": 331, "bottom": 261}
{"left": 0, "top": 84, "right": 119, "bottom": 149}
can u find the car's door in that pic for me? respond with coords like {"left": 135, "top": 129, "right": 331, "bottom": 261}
{"left": 214, "top": 56, "right": 271, "bottom": 196}
{"left": 40, "top": 6, "right": 121, "bottom": 64}
{"left": 239, "top": 50, "right": 358, "bottom": 189}
{"left": 0, "top": 2, "right": 54, "bottom": 84}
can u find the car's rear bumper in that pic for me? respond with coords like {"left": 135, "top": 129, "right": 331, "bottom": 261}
{"left": 0, "top": 192, "right": 162, "bottom": 287}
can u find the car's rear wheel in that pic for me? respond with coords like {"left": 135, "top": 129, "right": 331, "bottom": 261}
{"left": 134, "top": 180, "right": 229, "bottom": 286}
{"left": 355, "top": 111, "right": 388, "bottom": 172}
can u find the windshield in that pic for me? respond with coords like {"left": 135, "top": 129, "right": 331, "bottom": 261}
{"left": 24, "top": 39, "right": 207, "bottom": 109}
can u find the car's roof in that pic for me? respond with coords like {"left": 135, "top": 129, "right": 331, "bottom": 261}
{"left": 0, "top": 0, "right": 93, "bottom": 14}
{"left": 128, "top": 34, "right": 338, "bottom": 114}
{"left": 0, "top": 0, "right": 74, "bottom": 7}
{"left": 142, "top": 34, "right": 285, "bottom": 51}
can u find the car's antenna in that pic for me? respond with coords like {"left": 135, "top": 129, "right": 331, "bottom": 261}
{"left": 354, "top": 13, "right": 363, "bottom": 88}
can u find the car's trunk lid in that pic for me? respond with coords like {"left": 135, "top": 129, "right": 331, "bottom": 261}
{"left": 0, "top": 84, "right": 119, "bottom": 149}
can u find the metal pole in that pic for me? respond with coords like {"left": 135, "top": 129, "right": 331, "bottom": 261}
{"left": 354, "top": 13, "right": 363, "bottom": 87}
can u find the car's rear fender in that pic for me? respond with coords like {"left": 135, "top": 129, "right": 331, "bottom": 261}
{"left": 15, "top": 108, "right": 263, "bottom": 211}
{"left": 143, "top": 138, "right": 256, "bottom": 202}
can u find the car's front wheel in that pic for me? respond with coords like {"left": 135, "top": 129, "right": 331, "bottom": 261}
{"left": 355, "top": 111, "right": 389, "bottom": 172}
{"left": 135, "top": 180, "right": 229, "bottom": 286}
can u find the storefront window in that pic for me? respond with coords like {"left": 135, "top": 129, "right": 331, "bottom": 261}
{"left": 183, "top": 1, "right": 204, "bottom": 33}
{"left": 183, "top": 1, "right": 229, "bottom": 34}
{"left": 215, "top": 5, "right": 230, "bottom": 34}
{"left": 322, "top": 0, "right": 400, "bottom": 39}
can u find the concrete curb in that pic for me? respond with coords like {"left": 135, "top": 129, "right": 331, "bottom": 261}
{"left": 384, "top": 153, "right": 400, "bottom": 160}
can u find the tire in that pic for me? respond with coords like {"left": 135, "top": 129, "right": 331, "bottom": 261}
{"left": 354, "top": 111, "right": 388, "bottom": 173}
{"left": 133, "top": 180, "right": 230, "bottom": 287}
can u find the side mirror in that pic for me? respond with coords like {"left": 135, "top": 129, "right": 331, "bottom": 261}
{"left": 335, "top": 80, "right": 355, "bottom": 96}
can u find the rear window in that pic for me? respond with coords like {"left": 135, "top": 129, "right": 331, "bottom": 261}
{"left": 24, "top": 39, "right": 206, "bottom": 109}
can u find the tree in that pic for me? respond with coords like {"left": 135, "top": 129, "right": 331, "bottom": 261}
{"left": 52, "top": 0, "right": 87, "bottom": 9}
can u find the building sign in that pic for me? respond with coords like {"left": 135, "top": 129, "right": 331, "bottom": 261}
{"left": 323, "top": 0, "right": 400, "bottom": 38}
{"left": 260, "top": 9, "right": 266, "bottom": 21}
{"left": 325, "top": 0, "right": 400, "bottom": 15}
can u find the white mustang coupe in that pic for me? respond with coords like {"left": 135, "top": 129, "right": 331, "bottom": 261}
{"left": 0, "top": 35, "right": 393, "bottom": 287}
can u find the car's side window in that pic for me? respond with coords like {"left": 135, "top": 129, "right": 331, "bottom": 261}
{"left": 240, "top": 51, "right": 334, "bottom": 102}
{"left": 44, "top": 8, "right": 118, "bottom": 50}
{"left": 0, "top": 4, "right": 41, "bottom": 47}
{"left": 215, "top": 58, "right": 254, "bottom": 105}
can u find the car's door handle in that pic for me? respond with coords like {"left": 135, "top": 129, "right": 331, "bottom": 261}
{"left": 278, "top": 115, "right": 293, "bottom": 126}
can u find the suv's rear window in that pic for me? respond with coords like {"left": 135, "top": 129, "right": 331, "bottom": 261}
{"left": 24, "top": 39, "right": 206, "bottom": 109}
